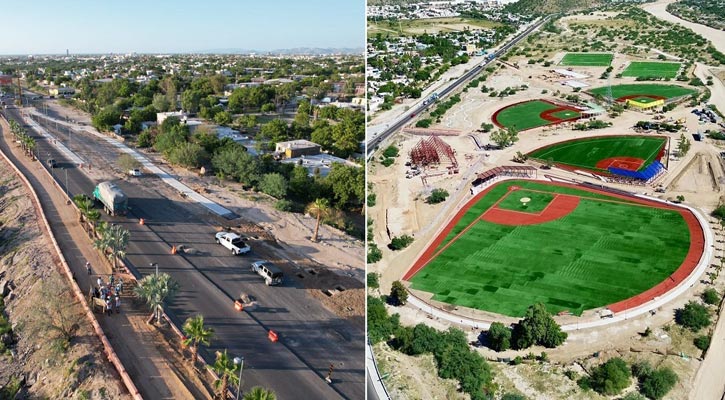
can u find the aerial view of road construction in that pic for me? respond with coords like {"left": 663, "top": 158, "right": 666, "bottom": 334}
{"left": 0, "top": 1, "right": 365, "bottom": 399}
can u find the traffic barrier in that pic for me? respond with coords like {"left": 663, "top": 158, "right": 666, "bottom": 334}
{"left": 268, "top": 330, "right": 278, "bottom": 342}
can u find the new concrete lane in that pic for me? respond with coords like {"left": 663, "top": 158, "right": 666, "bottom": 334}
{"left": 4, "top": 107, "right": 364, "bottom": 399}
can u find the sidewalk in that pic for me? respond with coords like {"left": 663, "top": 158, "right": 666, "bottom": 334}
{"left": 0, "top": 118, "right": 211, "bottom": 400}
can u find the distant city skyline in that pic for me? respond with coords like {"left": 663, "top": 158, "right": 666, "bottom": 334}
{"left": 0, "top": 0, "right": 364, "bottom": 55}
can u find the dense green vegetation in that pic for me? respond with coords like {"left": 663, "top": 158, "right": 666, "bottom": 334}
{"left": 368, "top": 296, "right": 495, "bottom": 399}
{"left": 578, "top": 357, "right": 631, "bottom": 396}
{"left": 674, "top": 301, "right": 711, "bottom": 331}
{"left": 668, "top": 0, "right": 725, "bottom": 31}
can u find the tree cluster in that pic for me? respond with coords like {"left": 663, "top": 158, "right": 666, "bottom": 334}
{"left": 367, "top": 295, "right": 494, "bottom": 400}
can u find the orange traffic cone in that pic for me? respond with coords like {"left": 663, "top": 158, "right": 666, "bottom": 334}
{"left": 171, "top": 245, "right": 177, "bottom": 255}
{"left": 139, "top": 218, "right": 145, "bottom": 225}
{"left": 268, "top": 330, "right": 278, "bottom": 342}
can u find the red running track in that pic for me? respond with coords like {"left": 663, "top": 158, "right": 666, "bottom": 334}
{"left": 403, "top": 180, "right": 706, "bottom": 315}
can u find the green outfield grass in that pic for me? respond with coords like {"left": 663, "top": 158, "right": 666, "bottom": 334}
{"left": 493, "top": 100, "right": 581, "bottom": 131}
{"left": 410, "top": 180, "right": 691, "bottom": 317}
{"left": 559, "top": 53, "right": 613, "bottom": 66}
{"left": 622, "top": 61, "right": 681, "bottom": 79}
{"left": 589, "top": 83, "right": 695, "bottom": 100}
{"left": 527, "top": 136, "right": 667, "bottom": 172}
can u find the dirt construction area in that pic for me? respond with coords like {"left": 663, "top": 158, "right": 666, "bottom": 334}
{"left": 367, "top": 9, "right": 725, "bottom": 399}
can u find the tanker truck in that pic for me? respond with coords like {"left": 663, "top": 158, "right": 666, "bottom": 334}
{"left": 93, "top": 181, "right": 127, "bottom": 216}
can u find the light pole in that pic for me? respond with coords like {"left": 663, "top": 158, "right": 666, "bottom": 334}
{"left": 233, "top": 356, "right": 244, "bottom": 400}
{"left": 63, "top": 167, "right": 69, "bottom": 198}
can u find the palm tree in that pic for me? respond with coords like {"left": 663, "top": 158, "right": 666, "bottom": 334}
{"left": 243, "top": 387, "right": 276, "bottom": 400}
{"left": 73, "top": 194, "right": 93, "bottom": 222}
{"left": 306, "top": 198, "right": 331, "bottom": 242}
{"left": 106, "top": 224, "right": 129, "bottom": 270}
{"left": 212, "top": 349, "right": 240, "bottom": 400}
{"left": 133, "top": 271, "right": 180, "bottom": 324}
{"left": 182, "top": 315, "right": 214, "bottom": 366}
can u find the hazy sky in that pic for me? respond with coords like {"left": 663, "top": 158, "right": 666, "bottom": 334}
{"left": 0, "top": 0, "right": 365, "bottom": 54}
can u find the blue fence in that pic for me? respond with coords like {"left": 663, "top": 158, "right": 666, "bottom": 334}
{"left": 608, "top": 160, "right": 664, "bottom": 180}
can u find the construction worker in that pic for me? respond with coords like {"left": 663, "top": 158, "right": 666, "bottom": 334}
{"left": 86, "top": 261, "right": 92, "bottom": 275}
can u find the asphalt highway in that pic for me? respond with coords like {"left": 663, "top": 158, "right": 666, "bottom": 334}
{"left": 2, "top": 106, "right": 364, "bottom": 399}
{"left": 365, "top": 16, "right": 550, "bottom": 157}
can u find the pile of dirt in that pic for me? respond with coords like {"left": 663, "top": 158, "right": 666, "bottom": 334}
{"left": 0, "top": 164, "right": 128, "bottom": 399}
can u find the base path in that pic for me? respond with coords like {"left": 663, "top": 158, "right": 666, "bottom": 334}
{"left": 0, "top": 118, "right": 209, "bottom": 400}
{"left": 482, "top": 193, "right": 580, "bottom": 225}
{"left": 594, "top": 157, "right": 646, "bottom": 171}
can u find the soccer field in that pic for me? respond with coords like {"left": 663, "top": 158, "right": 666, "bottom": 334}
{"left": 622, "top": 62, "right": 681, "bottom": 79}
{"left": 407, "top": 180, "right": 694, "bottom": 317}
{"left": 527, "top": 136, "right": 667, "bottom": 172}
{"left": 492, "top": 100, "right": 581, "bottom": 131}
{"left": 559, "top": 53, "right": 613, "bottom": 66}
{"left": 589, "top": 84, "right": 695, "bottom": 100}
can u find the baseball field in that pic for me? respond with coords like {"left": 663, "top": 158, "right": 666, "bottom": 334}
{"left": 492, "top": 100, "right": 582, "bottom": 131}
{"left": 405, "top": 180, "right": 701, "bottom": 317}
{"left": 589, "top": 83, "right": 695, "bottom": 101}
{"left": 527, "top": 135, "right": 667, "bottom": 173}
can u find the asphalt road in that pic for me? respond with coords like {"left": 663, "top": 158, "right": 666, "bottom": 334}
{"left": 3, "top": 106, "right": 364, "bottom": 399}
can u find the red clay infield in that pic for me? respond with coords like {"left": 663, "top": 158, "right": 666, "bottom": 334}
{"left": 403, "top": 180, "right": 705, "bottom": 315}
{"left": 616, "top": 94, "right": 667, "bottom": 103}
{"left": 482, "top": 193, "right": 580, "bottom": 225}
{"left": 594, "top": 157, "right": 646, "bottom": 171}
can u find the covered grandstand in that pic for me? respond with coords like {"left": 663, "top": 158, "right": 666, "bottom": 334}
{"left": 608, "top": 160, "right": 665, "bottom": 185}
{"left": 472, "top": 166, "right": 538, "bottom": 190}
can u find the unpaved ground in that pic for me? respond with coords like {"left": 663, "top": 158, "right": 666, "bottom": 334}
{"left": 0, "top": 118, "right": 214, "bottom": 399}
{"left": 0, "top": 162, "right": 128, "bottom": 399}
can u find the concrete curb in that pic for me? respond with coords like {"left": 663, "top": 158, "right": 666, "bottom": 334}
{"left": 0, "top": 115, "right": 143, "bottom": 399}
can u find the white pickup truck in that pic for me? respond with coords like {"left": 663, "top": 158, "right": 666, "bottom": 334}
{"left": 215, "top": 232, "right": 251, "bottom": 255}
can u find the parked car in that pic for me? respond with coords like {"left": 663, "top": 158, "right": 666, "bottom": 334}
{"left": 215, "top": 232, "right": 251, "bottom": 255}
{"left": 250, "top": 261, "right": 283, "bottom": 286}
{"left": 128, "top": 168, "right": 142, "bottom": 176}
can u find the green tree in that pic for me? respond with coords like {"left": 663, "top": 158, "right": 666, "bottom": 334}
{"left": 367, "top": 273, "right": 380, "bottom": 289}
{"left": 490, "top": 128, "right": 519, "bottom": 148}
{"left": 137, "top": 130, "right": 154, "bottom": 148}
{"left": 327, "top": 164, "right": 364, "bottom": 211}
{"left": 259, "top": 173, "right": 288, "bottom": 199}
{"left": 182, "top": 315, "right": 214, "bottom": 366}
{"left": 487, "top": 322, "right": 512, "bottom": 352}
{"left": 512, "top": 303, "right": 567, "bottom": 349}
{"left": 306, "top": 198, "right": 332, "bottom": 242}
{"left": 694, "top": 335, "right": 711, "bottom": 352}
{"left": 212, "top": 147, "right": 261, "bottom": 187}
{"left": 390, "top": 280, "right": 408, "bottom": 306}
{"left": 212, "top": 349, "right": 240, "bottom": 400}
{"left": 133, "top": 272, "right": 180, "bottom": 324}
{"left": 388, "top": 235, "right": 414, "bottom": 250}
{"left": 701, "top": 288, "right": 720, "bottom": 305}
{"left": 152, "top": 92, "right": 171, "bottom": 112}
{"left": 93, "top": 224, "right": 129, "bottom": 271}
{"left": 367, "top": 295, "right": 400, "bottom": 344}
{"left": 675, "top": 301, "right": 711, "bottom": 331}
{"left": 91, "top": 106, "right": 121, "bottom": 132}
{"left": 426, "top": 189, "right": 449, "bottom": 204}
{"left": 638, "top": 367, "right": 678, "bottom": 400}
{"left": 585, "top": 357, "right": 631, "bottom": 396}
{"left": 168, "top": 142, "right": 207, "bottom": 168}
{"left": 367, "top": 243, "right": 383, "bottom": 264}
{"left": 243, "top": 387, "right": 277, "bottom": 400}
{"left": 214, "top": 110, "right": 233, "bottom": 126}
